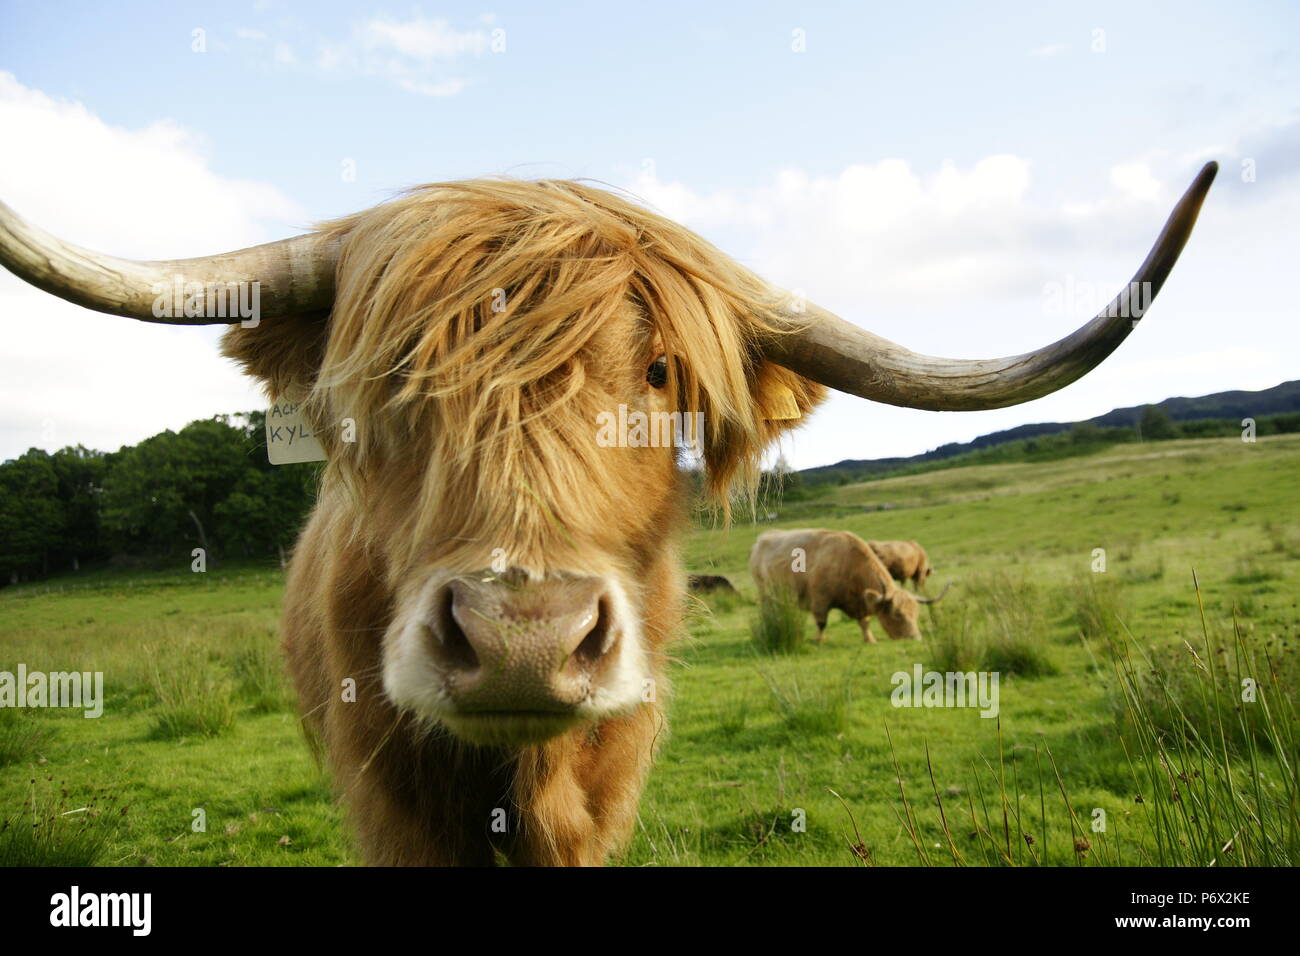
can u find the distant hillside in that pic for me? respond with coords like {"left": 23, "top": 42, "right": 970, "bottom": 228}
{"left": 798, "top": 379, "right": 1300, "bottom": 488}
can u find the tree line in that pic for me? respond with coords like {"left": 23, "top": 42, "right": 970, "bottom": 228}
{"left": 0, "top": 412, "right": 319, "bottom": 585}
{"left": 4, "top": 404, "right": 1298, "bottom": 585}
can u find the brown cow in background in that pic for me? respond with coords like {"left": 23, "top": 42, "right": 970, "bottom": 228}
{"left": 750, "top": 528, "right": 946, "bottom": 643}
{"left": 870, "top": 540, "right": 933, "bottom": 590}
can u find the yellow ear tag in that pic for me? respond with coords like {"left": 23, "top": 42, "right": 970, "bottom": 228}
{"left": 763, "top": 384, "right": 802, "bottom": 421}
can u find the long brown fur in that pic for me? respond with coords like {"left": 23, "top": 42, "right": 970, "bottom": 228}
{"left": 223, "top": 178, "right": 826, "bottom": 865}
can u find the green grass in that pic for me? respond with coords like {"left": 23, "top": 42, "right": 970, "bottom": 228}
{"left": 0, "top": 707, "right": 55, "bottom": 768}
{"left": 0, "top": 777, "right": 127, "bottom": 866}
{"left": 2, "top": 433, "right": 1298, "bottom": 866}
{"left": 749, "top": 587, "right": 808, "bottom": 655}
{"left": 926, "top": 570, "right": 1058, "bottom": 677}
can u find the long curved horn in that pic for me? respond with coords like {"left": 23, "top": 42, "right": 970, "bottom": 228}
{"left": 0, "top": 201, "right": 338, "bottom": 324}
{"left": 763, "top": 162, "right": 1217, "bottom": 411}
{"left": 915, "top": 582, "right": 952, "bottom": 604}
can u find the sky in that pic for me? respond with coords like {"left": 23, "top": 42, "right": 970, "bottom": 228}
{"left": 0, "top": 1, "right": 1297, "bottom": 469}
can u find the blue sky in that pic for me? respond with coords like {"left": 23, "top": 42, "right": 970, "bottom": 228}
{"left": 1, "top": 1, "right": 1297, "bottom": 468}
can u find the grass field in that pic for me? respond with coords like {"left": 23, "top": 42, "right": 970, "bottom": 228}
{"left": 2, "top": 434, "right": 1297, "bottom": 866}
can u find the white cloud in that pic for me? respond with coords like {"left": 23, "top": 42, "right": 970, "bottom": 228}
{"left": 314, "top": 15, "right": 489, "bottom": 96}
{"left": 361, "top": 17, "right": 488, "bottom": 60}
{"left": 628, "top": 153, "right": 1046, "bottom": 313}
{"left": 0, "top": 72, "right": 303, "bottom": 461}
{"left": 1110, "top": 160, "right": 1164, "bottom": 202}
{"left": 1030, "top": 43, "right": 1066, "bottom": 57}
{"left": 239, "top": 16, "right": 488, "bottom": 95}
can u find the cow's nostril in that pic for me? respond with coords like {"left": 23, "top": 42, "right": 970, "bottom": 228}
{"left": 570, "top": 598, "right": 616, "bottom": 672}
{"left": 430, "top": 587, "right": 479, "bottom": 671}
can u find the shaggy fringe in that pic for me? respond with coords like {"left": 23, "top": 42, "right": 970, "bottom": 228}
{"left": 296, "top": 179, "right": 820, "bottom": 535}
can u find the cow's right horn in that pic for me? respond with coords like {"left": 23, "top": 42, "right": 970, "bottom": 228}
{"left": 762, "top": 162, "right": 1217, "bottom": 411}
{"left": 915, "top": 582, "right": 952, "bottom": 604}
{"left": 0, "top": 201, "right": 339, "bottom": 324}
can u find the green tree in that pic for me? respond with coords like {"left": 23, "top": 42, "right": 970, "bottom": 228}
{"left": 1139, "top": 405, "right": 1178, "bottom": 440}
{"left": 50, "top": 445, "right": 108, "bottom": 570}
{"left": 0, "top": 449, "right": 63, "bottom": 580}
{"left": 1069, "top": 421, "right": 1103, "bottom": 445}
{"left": 100, "top": 418, "right": 251, "bottom": 560}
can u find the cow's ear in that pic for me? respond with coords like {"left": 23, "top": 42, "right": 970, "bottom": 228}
{"left": 696, "top": 359, "right": 826, "bottom": 510}
{"left": 220, "top": 310, "right": 330, "bottom": 402}
{"left": 751, "top": 361, "right": 827, "bottom": 445}
{"left": 863, "top": 587, "right": 886, "bottom": 610}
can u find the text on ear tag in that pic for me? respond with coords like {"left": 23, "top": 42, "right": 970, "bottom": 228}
{"left": 266, "top": 400, "right": 327, "bottom": 465}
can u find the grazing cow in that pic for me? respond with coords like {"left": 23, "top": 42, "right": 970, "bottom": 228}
{"left": 0, "top": 164, "right": 1215, "bottom": 865}
{"left": 870, "top": 540, "right": 932, "bottom": 590}
{"left": 688, "top": 574, "right": 739, "bottom": 595}
{"left": 751, "top": 528, "right": 947, "bottom": 642}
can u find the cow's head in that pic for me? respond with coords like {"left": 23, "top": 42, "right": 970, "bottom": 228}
{"left": 0, "top": 166, "right": 1215, "bottom": 746}
{"left": 866, "top": 580, "right": 950, "bottom": 641}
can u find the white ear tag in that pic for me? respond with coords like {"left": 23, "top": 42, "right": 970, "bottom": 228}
{"left": 266, "top": 400, "right": 327, "bottom": 465}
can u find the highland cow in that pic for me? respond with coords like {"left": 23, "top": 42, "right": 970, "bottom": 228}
{"left": 0, "top": 164, "right": 1216, "bottom": 865}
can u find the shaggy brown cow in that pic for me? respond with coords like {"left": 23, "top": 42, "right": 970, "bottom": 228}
{"left": 0, "top": 163, "right": 1215, "bottom": 866}
{"left": 870, "top": 540, "right": 932, "bottom": 590}
{"left": 751, "top": 528, "right": 946, "bottom": 642}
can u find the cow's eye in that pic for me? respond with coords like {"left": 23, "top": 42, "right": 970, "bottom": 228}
{"left": 646, "top": 355, "right": 668, "bottom": 388}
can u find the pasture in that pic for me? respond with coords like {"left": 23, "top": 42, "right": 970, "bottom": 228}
{"left": 2, "top": 433, "right": 1296, "bottom": 866}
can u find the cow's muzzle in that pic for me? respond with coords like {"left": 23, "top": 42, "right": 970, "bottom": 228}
{"left": 422, "top": 573, "right": 626, "bottom": 742}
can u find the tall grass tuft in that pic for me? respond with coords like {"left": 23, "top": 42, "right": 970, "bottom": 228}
{"left": 750, "top": 588, "right": 807, "bottom": 655}
{"left": 1066, "top": 571, "right": 1130, "bottom": 643}
{"left": 1099, "top": 577, "right": 1298, "bottom": 865}
{"left": 145, "top": 641, "right": 237, "bottom": 740}
{"left": 1107, "top": 630, "right": 1299, "bottom": 756}
{"left": 926, "top": 570, "right": 1056, "bottom": 677}
{"left": 760, "top": 671, "right": 852, "bottom": 737}
{"left": 0, "top": 778, "right": 125, "bottom": 866}
{"left": 0, "top": 707, "right": 55, "bottom": 768}
{"left": 224, "top": 627, "right": 293, "bottom": 714}
{"left": 927, "top": 615, "right": 981, "bottom": 674}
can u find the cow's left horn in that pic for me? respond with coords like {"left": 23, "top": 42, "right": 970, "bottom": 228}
{"left": 915, "top": 582, "right": 952, "bottom": 604}
{"left": 762, "top": 162, "right": 1217, "bottom": 411}
{"left": 0, "top": 200, "right": 338, "bottom": 324}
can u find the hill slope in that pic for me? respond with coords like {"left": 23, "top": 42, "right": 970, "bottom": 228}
{"left": 800, "top": 379, "right": 1300, "bottom": 486}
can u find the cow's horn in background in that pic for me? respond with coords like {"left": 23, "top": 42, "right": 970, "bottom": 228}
{"left": 915, "top": 582, "right": 952, "bottom": 604}
{"left": 762, "top": 162, "right": 1217, "bottom": 411}
{"left": 0, "top": 201, "right": 338, "bottom": 324}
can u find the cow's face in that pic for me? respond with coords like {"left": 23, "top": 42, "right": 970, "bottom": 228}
{"left": 355, "top": 304, "right": 684, "bottom": 747}
{"left": 865, "top": 587, "right": 923, "bottom": 641}
{"left": 223, "top": 180, "right": 823, "bottom": 747}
